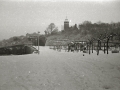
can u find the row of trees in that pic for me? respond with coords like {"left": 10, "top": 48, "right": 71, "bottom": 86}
{"left": 79, "top": 21, "right": 120, "bottom": 35}
{"left": 79, "top": 21, "right": 120, "bottom": 41}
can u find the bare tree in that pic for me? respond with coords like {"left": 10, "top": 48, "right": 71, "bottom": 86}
{"left": 45, "top": 23, "right": 58, "bottom": 35}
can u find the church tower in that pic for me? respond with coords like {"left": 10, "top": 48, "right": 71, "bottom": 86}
{"left": 64, "top": 17, "right": 69, "bottom": 30}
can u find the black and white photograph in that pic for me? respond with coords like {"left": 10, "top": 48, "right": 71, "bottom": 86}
{"left": 0, "top": 0, "right": 120, "bottom": 90}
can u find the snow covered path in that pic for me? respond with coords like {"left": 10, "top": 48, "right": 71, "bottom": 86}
{"left": 0, "top": 46, "right": 120, "bottom": 90}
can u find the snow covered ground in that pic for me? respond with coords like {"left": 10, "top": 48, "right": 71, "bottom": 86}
{"left": 0, "top": 46, "right": 120, "bottom": 90}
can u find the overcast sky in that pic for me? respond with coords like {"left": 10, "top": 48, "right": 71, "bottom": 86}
{"left": 0, "top": 0, "right": 120, "bottom": 40}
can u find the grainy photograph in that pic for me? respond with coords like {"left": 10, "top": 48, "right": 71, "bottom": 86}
{"left": 0, "top": 0, "right": 120, "bottom": 90}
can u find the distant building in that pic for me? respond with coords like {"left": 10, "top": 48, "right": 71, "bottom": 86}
{"left": 26, "top": 32, "right": 39, "bottom": 45}
{"left": 64, "top": 17, "right": 69, "bottom": 30}
{"left": 26, "top": 32, "right": 39, "bottom": 38}
{"left": 26, "top": 32, "right": 46, "bottom": 46}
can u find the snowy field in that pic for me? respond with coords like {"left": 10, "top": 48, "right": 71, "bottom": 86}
{"left": 0, "top": 46, "right": 120, "bottom": 90}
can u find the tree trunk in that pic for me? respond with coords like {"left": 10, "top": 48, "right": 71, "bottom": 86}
{"left": 107, "top": 39, "right": 109, "bottom": 54}
{"left": 99, "top": 41, "right": 101, "bottom": 50}
{"left": 89, "top": 43, "right": 91, "bottom": 54}
{"left": 104, "top": 42, "right": 106, "bottom": 54}
{"left": 92, "top": 41, "right": 93, "bottom": 53}
{"left": 97, "top": 40, "right": 99, "bottom": 55}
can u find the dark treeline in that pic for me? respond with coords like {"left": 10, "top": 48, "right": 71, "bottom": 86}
{"left": 0, "top": 36, "right": 29, "bottom": 47}
{"left": 79, "top": 21, "right": 120, "bottom": 39}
